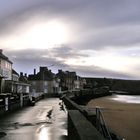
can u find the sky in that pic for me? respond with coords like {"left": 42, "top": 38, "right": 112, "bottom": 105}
{"left": 1, "top": 0, "right": 140, "bottom": 79}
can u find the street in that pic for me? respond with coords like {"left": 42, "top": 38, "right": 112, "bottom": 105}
{"left": 0, "top": 98, "right": 67, "bottom": 140}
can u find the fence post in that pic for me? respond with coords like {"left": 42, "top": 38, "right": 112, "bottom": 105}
{"left": 96, "top": 107, "right": 100, "bottom": 131}
{"left": 5, "top": 97, "right": 8, "bottom": 111}
{"left": 20, "top": 93, "right": 23, "bottom": 107}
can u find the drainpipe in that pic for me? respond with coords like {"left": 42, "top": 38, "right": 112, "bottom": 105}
{"left": 0, "top": 78, "right": 1, "bottom": 94}
{"left": 20, "top": 93, "right": 23, "bottom": 107}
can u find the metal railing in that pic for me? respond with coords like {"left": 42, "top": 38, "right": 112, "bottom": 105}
{"left": 96, "top": 107, "right": 112, "bottom": 140}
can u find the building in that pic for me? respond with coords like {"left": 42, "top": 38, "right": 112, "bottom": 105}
{"left": 12, "top": 69, "right": 19, "bottom": 82}
{"left": 4, "top": 71, "right": 30, "bottom": 95}
{"left": 56, "top": 69, "right": 81, "bottom": 91}
{"left": 4, "top": 70, "right": 31, "bottom": 107}
{"left": 0, "top": 50, "right": 12, "bottom": 93}
{"left": 74, "top": 76, "right": 82, "bottom": 89}
{"left": 28, "top": 67, "right": 60, "bottom": 97}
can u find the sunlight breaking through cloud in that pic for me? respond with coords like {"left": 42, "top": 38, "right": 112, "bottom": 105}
{"left": 1, "top": 0, "right": 140, "bottom": 79}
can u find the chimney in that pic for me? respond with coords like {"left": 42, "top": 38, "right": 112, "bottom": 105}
{"left": 24, "top": 73, "right": 27, "bottom": 77}
{"left": 0, "top": 49, "right": 3, "bottom": 54}
{"left": 34, "top": 69, "right": 36, "bottom": 75}
{"left": 40, "top": 67, "right": 47, "bottom": 72}
{"left": 58, "top": 69, "right": 62, "bottom": 73}
{"left": 20, "top": 72, "right": 23, "bottom": 76}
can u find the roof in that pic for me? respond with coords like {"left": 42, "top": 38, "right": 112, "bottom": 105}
{"left": 12, "top": 69, "right": 19, "bottom": 76}
{"left": 0, "top": 51, "right": 13, "bottom": 64}
{"left": 19, "top": 76, "right": 29, "bottom": 83}
{"left": 56, "top": 70, "right": 77, "bottom": 79}
{"left": 28, "top": 68, "right": 55, "bottom": 81}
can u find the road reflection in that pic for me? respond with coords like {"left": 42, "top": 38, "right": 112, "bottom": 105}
{"left": 37, "top": 125, "right": 50, "bottom": 140}
{"left": 0, "top": 98, "right": 67, "bottom": 140}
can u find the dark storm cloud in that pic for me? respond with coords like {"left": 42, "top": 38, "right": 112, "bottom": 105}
{"left": 51, "top": 45, "right": 89, "bottom": 59}
{"left": 76, "top": 25, "right": 140, "bottom": 50}
{"left": 5, "top": 48, "right": 88, "bottom": 74}
{"left": 5, "top": 49, "right": 67, "bottom": 74}
{"left": 5, "top": 48, "right": 135, "bottom": 79}
{"left": 69, "top": 65, "right": 134, "bottom": 79}
{"left": 5, "top": 46, "right": 88, "bottom": 62}
{"left": 1, "top": 0, "right": 140, "bottom": 30}
{"left": 5, "top": 49, "right": 63, "bottom": 65}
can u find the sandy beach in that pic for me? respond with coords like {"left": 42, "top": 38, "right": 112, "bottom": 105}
{"left": 87, "top": 95, "right": 140, "bottom": 140}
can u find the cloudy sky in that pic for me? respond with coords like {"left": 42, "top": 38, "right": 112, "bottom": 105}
{"left": 1, "top": 0, "right": 140, "bottom": 79}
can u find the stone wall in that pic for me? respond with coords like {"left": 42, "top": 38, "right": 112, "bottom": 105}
{"left": 68, "top": 110, "right": 106, "bottom": 140}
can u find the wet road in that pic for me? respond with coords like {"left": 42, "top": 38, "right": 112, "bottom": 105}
{"left": 0, "top": 98, "right": 67, "bottom": 140}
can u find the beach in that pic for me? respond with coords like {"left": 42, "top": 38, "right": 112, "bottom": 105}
{"left": 87, "top": 95, "right": 140, "bottom": 140}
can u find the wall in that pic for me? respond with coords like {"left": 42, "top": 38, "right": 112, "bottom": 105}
{"left": 68, "top": 110, "right": 106, "bottom": 140}
{"left": 61, "top": 90, "right": 113, "bottom": 140}
{"left": 0, "top": 95, "right": 30, "bottom": 117}
{"left": 0, "top": 59, "right": 12, "bottom": 80}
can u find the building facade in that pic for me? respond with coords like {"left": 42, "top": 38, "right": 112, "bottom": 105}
{"left": 28, "top": 67, "right": 60, "bottom": 97}
{"left": 4, "top": 71, "right": 30, "bottom": 95}
{"left": 0, "top": 50, "right": 12, "bottom": 93}
{"left": 56, "top": 69, "right": 82, "bottom": 91}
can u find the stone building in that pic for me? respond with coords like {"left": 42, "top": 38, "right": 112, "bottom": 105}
{"left": 4, "top": 71, "right": 30, "bottom": 95}
{"left": 56, "top": 69, "right": 82, "bottom": 91}
{"left": 28, "top": 67, "right": 60, "bottom": 97}
{"left": 0, "top": 50, "right": 12, "bottom": 93}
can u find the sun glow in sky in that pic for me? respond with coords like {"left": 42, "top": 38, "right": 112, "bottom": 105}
{"left": 0, "top": 20, "right": 70, "bottom": 50}
{"left": 1, "top": 0, "right": 140, "bottom": 79}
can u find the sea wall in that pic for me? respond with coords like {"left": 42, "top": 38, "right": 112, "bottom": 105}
{"left": 61, "top": 89, "right": 112, "bottom": 140}
{"left": 68, "top": 110, "right": 106, "bottom": 140}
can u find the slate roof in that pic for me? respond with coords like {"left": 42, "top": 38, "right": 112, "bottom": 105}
{"left": 56, "top": 69, "right": 77, "bottom": 79}
{"left": 28, "top": 67, "right": 55, "bottom": 81}
{"left": 12, "top": 69, "right": 19, "bottom": 76}
{"left": 0, "top": 51, "right": 13, "bottom": 64}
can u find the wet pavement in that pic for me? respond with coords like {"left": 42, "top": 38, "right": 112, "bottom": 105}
{"left": 0, "top": 98, "right": 67, "bottom": 140}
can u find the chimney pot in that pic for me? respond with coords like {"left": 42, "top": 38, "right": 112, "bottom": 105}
{"left": 25, "top": 73, "right": 27, "bottom": 77}
{"left": 20, "top": 72, "right": 23, "bottom": 76}
{"left": 34, "top": 69, "right": 36, "bottom": 75}
{"left": 58, "top": 69, "right": 62, "bottom": 73}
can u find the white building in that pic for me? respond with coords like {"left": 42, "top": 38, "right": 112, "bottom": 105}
{"left": 0, "top": 50, "right": 12, "bottom": 93}
{"left": 28, "top": 67, "right": 61, "bottom": 97}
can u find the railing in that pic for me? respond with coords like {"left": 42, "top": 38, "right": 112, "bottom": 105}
{"left": 96, "top": 107, "right": 112, "bottom": 140}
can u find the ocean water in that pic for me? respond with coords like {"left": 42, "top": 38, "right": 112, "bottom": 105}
{"left": 111, "top": 94, "right": 140, "bottom": 104}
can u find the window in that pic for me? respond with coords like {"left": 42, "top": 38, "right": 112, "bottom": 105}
{"left": 32, "top": 81, "right": 36, "bottom": 86}
{"left": 44, "top": 81, "right": 47, "bottom": 86}
{"left": 44, "top": 88, "right": 48, "bottom": 93}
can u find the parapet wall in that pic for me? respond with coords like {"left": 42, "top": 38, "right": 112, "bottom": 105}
{"left": 61, "top": 91, "right": 111, "bottom": 140}
{"left": 68, "top": 110, "right": 106, "bottom": 140}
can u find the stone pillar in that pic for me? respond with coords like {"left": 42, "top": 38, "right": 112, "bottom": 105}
{"left": 5, "top": 97, "right": 8, "bottom": 111}
{"left": 20, "top": 93, "right": 23, "bottom": 107}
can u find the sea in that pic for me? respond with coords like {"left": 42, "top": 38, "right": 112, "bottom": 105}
{"left": 111, "top": 94, "right": 140, "bottom": 104}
